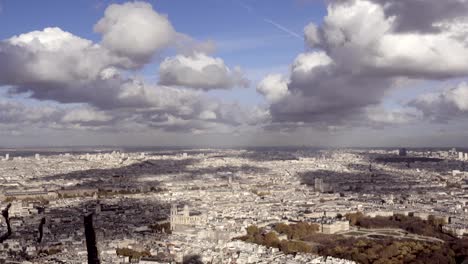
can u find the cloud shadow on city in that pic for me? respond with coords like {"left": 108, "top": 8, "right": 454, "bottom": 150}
{"left": 34, "top": 157, "right": 271, "bottom": 192}
{"left": 297, "top": 166, "right": 447, "bottom": 196}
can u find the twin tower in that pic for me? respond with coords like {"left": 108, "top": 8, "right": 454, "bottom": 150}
{"left": 169, "top": 204, "right": 206, "bottom": 231}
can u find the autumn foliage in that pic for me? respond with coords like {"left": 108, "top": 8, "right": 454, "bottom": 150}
{"left": 236, "top": 221, "right": 468, "bottom": 264}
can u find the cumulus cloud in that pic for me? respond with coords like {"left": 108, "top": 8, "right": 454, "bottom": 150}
{"left": 94, "top": 1, "right": 175, "bottom": 64}
{"left": 365, "top": 106, "right": 421, "bottom": 126}
{"left": 0, "top": 1, "right": 259, "bottom": 135}
{"left": 61, "top": 107, "right": 113, "bottom": 124}
{"left": 5, "top": 0, "right": 467, "bottom": 140}
{"left": 159, "top": 53, "right": 249, "bottom": 90}
{"left": 368, "top": 0, "right": 468, "bottom": 33}
{"left": 258, "top": 0, "right": 468, "bottom": 128}
{"left": 409, "top": 82, "right": 468, "bottom": 122}
{"left": 304, "top": 23, "right": 322, "bottom": 49}
{"left": 0, "top": 27, "right": 175, "bottom": 111}
{"left": 0, "top": 27, "right": 130, "bottom": 85}
{"left": 309, "top": 0, "right": 468, "bottom": 78}
{"left": 0, "top": 94, "right": 269, "bottom": 135}
{"left": 0, "top": 100, "right": 59, "bottom": 125}
{"left": 0, "top": 100, "right": 118, "bottom": 132}
{"left": 265, "top": 50, "right": 393, "bottom": 124}
{"left": 257, "top": 74, "right": 289, "bottom": 103}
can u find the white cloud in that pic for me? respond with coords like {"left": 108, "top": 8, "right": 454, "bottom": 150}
{"left": 409, "top": 82, "right": 468, "bottom": 122}
{"left": 0, "top": 100, "right": 59, "bottom": 124}
{"left": 258, "top": 0, "right": 468, "bottom": 129}
{"left": 365, "top": 106, "right": 421, "bottom": 125}
{"left": 309, "top": 0, "right": 468, "bottom": 79}
{"left": 199, "top": 110, "right": 217, "bottom": 120}
{"left": 0, "top": 1, "right": 258, "bottom": 135}
{"left": 291, "top": 52, "right": 333, "bottom": 73}
{"left": 159, "top": 52, "right": 249, "bottom": 90}
{"left": 369, "top": 0, "right": 468, "bottom": 33}
{"left": 3, "top": 0, "right": 468, "bottom": 141}
{"left": 257, "top": 74, "right": 289, "bottom": 103}
{"left": 94, "top": 1, "right": 175, "bottom": 63}
{"left": 62, "top": 107, "right": 112, "bottom": 123}
{"left": 446, "top": 83, "right": 468, "bottom": 111}
{"left": 304, "top": 23, "right": 321, "bottom": 48}
{"left": 2, "top": 27, "right": 130, "bottom": 85}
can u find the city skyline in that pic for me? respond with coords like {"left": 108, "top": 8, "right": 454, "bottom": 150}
{"left": 1, "top": 0, "right": 468, "bottom": 147}
{"left": 1, "top": 147, "right": 467, "bottom": 263}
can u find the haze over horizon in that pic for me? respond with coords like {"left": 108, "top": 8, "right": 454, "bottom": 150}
{"left": 1, "top": 0, "right": 468, "bottom": 147}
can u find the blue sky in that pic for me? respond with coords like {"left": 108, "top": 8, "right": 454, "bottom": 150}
{"left": 0, "top": 0, "right": 323, "bottom": 105}
{"left": 1, "top": 0, "right": 468, "bottom": 147}
{"left": 0, "top": 0, "right": 323, "bottom": 67}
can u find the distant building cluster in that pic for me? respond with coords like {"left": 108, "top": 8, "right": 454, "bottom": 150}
{"left": 458, "top": 151, "right": 468, "bottom": 161}
{"left": 0, "top": 148, "right": 467, "bottom": 263}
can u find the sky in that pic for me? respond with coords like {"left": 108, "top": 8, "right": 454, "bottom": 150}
{"left": 0, "top": 0, "right": 468, "bottom": 147}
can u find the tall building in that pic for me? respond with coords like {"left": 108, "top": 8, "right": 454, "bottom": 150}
{"left": 398, "top": 148, "right": 407, "bottom": 157}
{"left": 35, "top": 154, "right": 40, "bottom": 160}
{"left": 170, "top": 204, "right": 206, "bottom": 231}
{"left": 315, "top": 178, "right": 324, "bottom": 193}
{"left": 5, "top": 154, "right": 9, "bottom": 161}
{"left": 459, "top": 152, "right": 465, "bottom": 160}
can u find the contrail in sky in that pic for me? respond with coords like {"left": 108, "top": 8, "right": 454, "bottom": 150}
{"left": 237, "top": 1, "right": 254, "bottom": 13}
{"left": 263, "top": 18, "right": 302, "bottom": 40}
{"left": 235, "top": 0, "right": 302, "bottom": 40}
